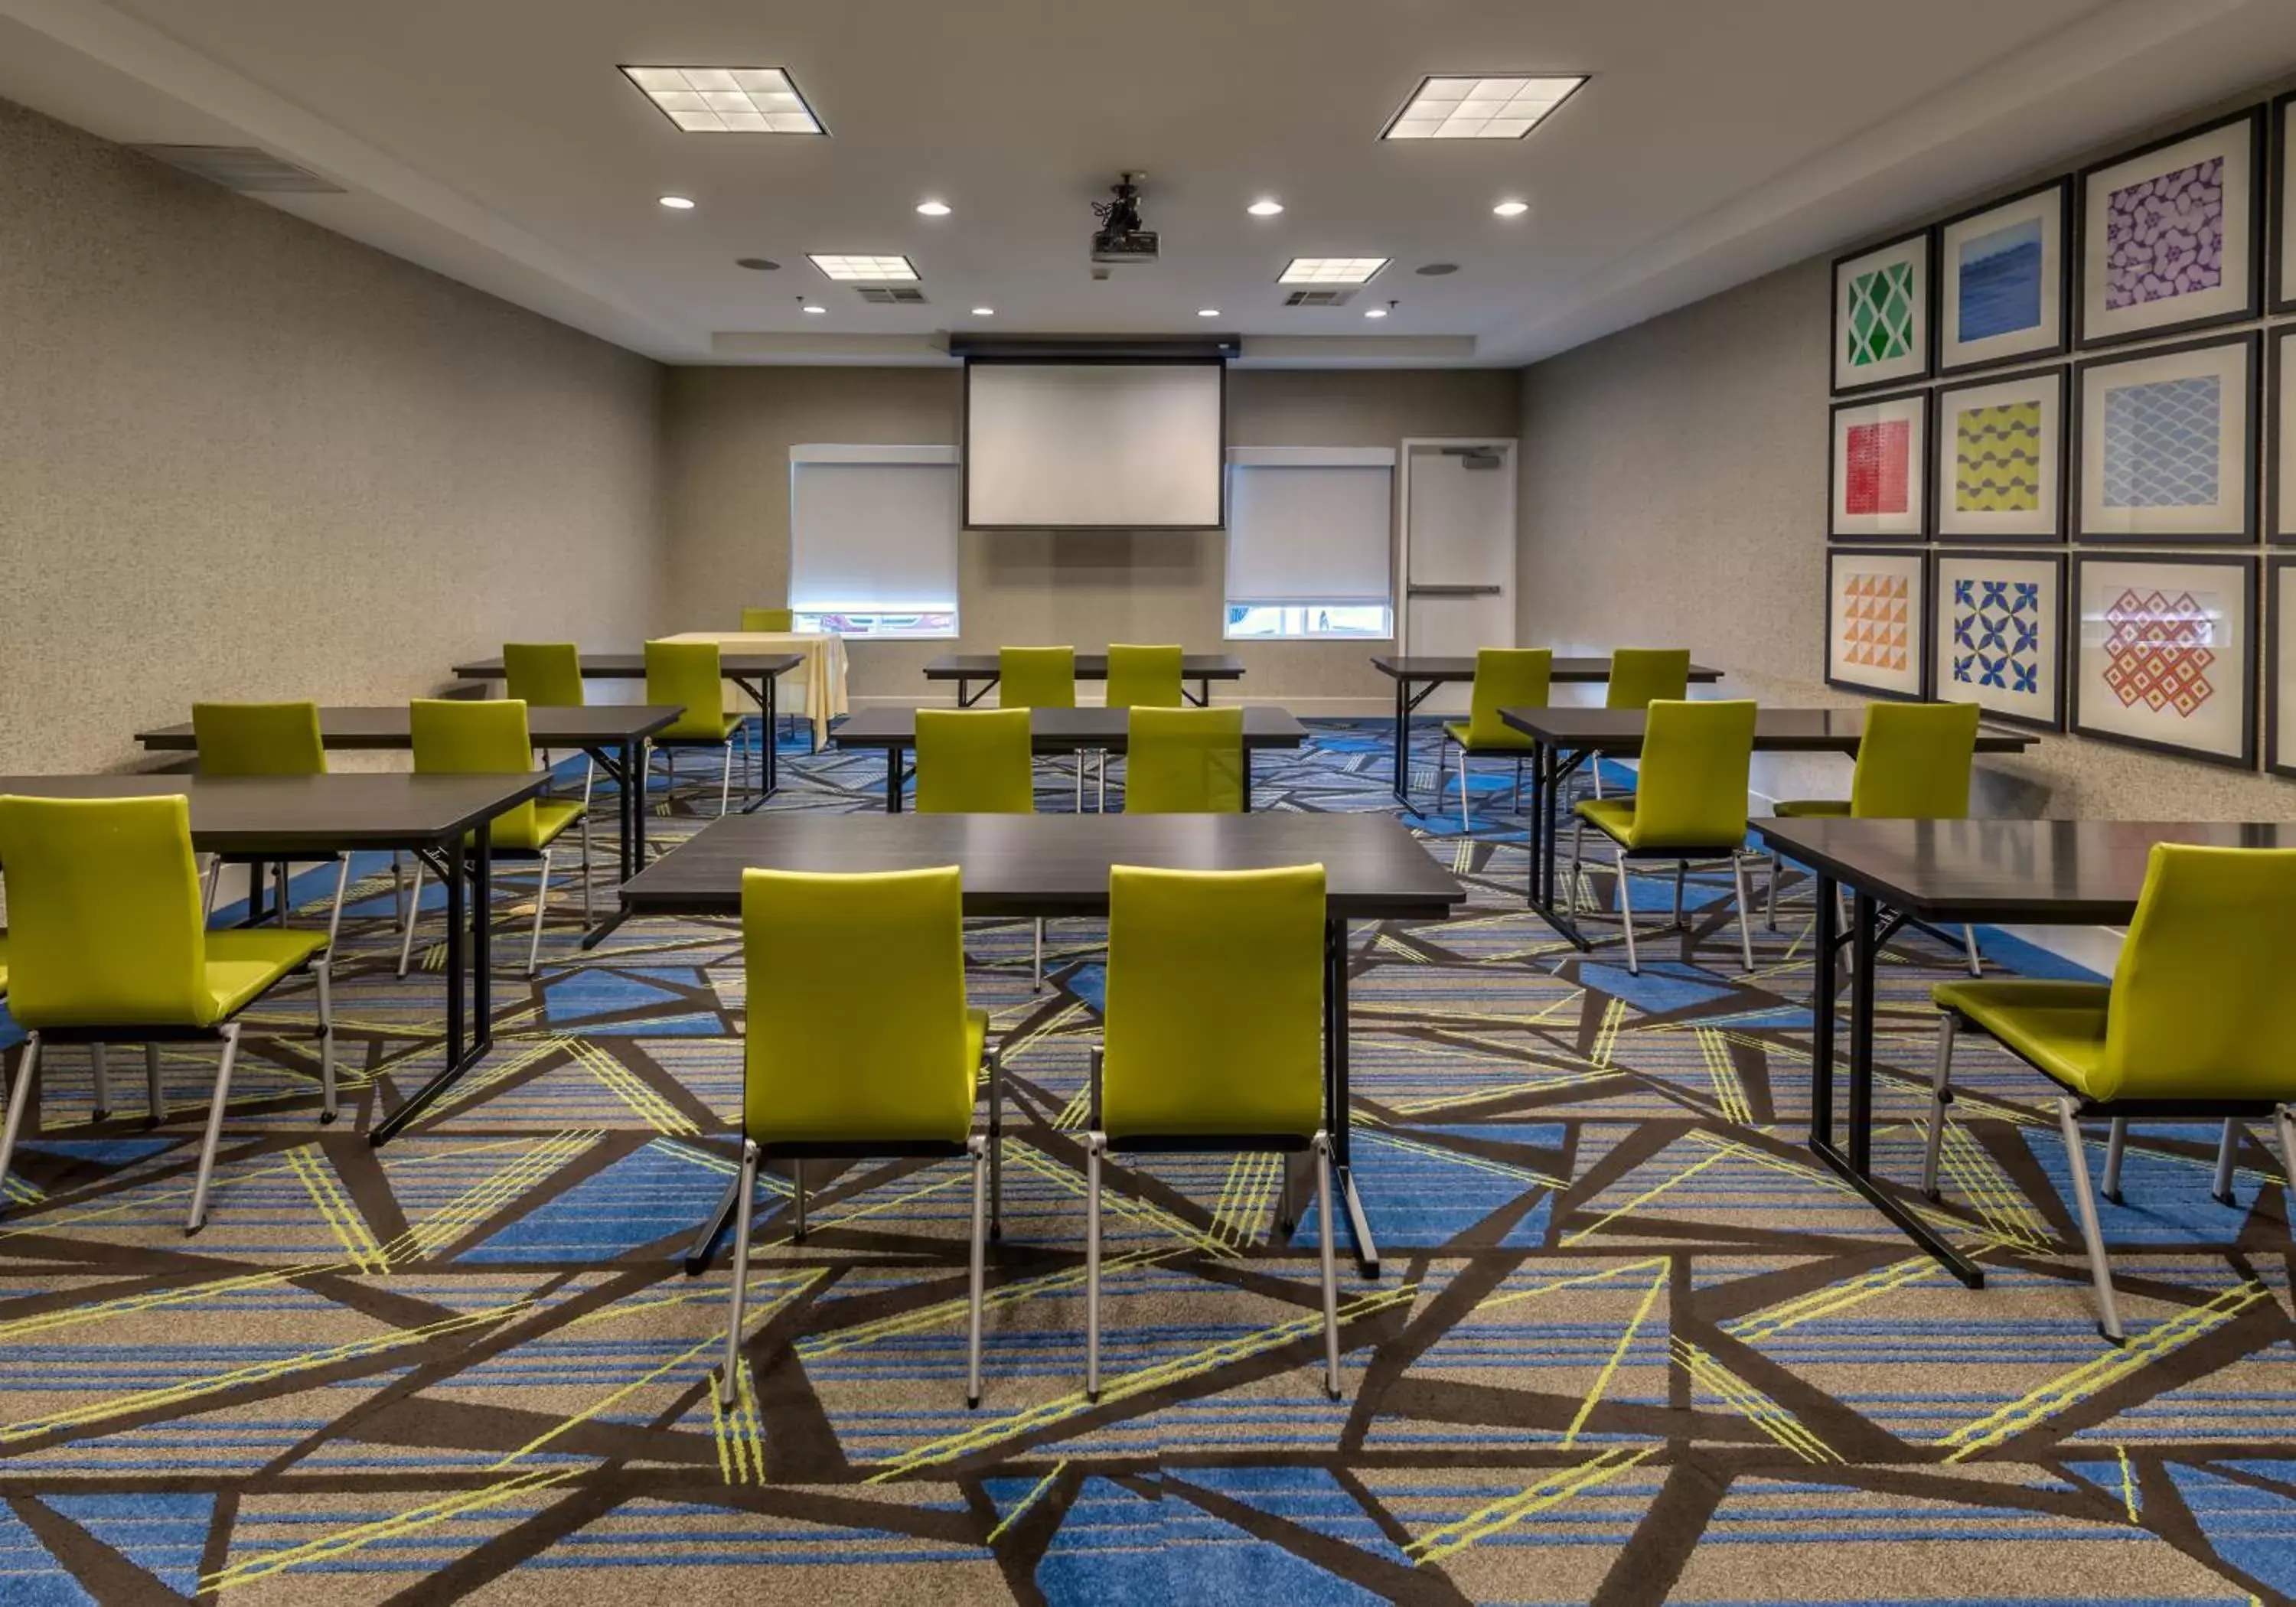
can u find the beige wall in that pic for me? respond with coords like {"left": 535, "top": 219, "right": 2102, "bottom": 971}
{"left": 664, "top": 366, "right": 1518, "bottom": 706}
{"left": 0, "top": 96, "right": 667, "bottom": 775}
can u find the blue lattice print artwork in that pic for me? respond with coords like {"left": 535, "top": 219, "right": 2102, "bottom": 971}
{"left": 1953, "top": 577, "right": 2043, "bottom": 694}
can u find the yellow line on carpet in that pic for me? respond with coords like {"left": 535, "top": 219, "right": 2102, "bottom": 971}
{"left": 1561, "top": 1262, "right": 1668, "bottom": 1449}
{"left": 1404, "top": 1446, "right": 1659, "bottom": 1565}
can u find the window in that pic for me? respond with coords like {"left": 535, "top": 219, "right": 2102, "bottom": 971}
{"left": 789, "top": 445, "right": 960, "bottom": 637}
{"left": 1223, "top": 447, "right": 1396, "bottom": 639}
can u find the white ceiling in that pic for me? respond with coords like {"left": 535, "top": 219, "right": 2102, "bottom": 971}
{"left": 2, "top": 0, "right": 2294, "bottom": 367}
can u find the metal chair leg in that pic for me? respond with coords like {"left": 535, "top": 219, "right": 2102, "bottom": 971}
{"left": 1765, "top": 849, "right": 1780, "bottom": 931}
{"left": 527, "top": 849, "right": 555, "bottom": 976}
{"left": 1085, "top": 1132, "right": 1105, "bottom": 1403}
{"left": 2213, "top": 1118, "right": 2240, "bottom": 1205}
{"left": 1456, "top": 746, "right": 1471, "bottom": 836}
{"left": 324, "top": 859, "right": 351, "bottom": 956}
{"left": 580, "top": 766, "right": 595, "bottom": 924}
{"left": 204, "top": 859, "right": 222, "bottom": 924}
{"left": 1567, "top": 818, "right": 1585, "bottom": 914}
{"left": 718, "top": 1139, "right": 759, "bottom": 1407}
{"left": 316, "top": 963, "right": 338, "bottom": 1123}
{"left": 1962, "top": 925, "right": 1982, "bottom": 977}
{"left": 90, "top": 1045, "right": 112, "bottom": 1122}
{"left": 393, "top": 854, "right": 407, "bottom": 931}
{"left": 719, "top": 743, "right": 734, "bottom": 817}
{"left": 0, "top": 1035, "right": 43, "bottom": 1214}
{"left": 144, "top": 1044, "right": 165, "bottom": 1126}
{"left": 1592, "top": 762, "right": 1605, "bottom": 800}
{"left": 987, "top": 1048, "right": 1004, "bottom": 1241}
{"left": 1671, "top": 863, "right": 1685, "bottom": 928}
{"left": 1920, "top": 1012, "right": 1957, "bottom": 1200}
{"left": 1730, "top": 855, "right": 1755, "bottom": 973}
{"left": 791, "top": 1157, "right": 807, "bottom": 1240}
{"left": 186, "top": 1025, "right": 243, "bottom": 1235}
{"left": 1615, "top": 849, "right": 1640, "bottom": 974}
{"left": 2102, "top": 1117, "right": 2128, "bottom": 1203}
{"left": 397, "top": 860, "right": 426, "bottom": 976}
{"left": 1033, "top": 919, "right": 1045, "bottom": 992}
{"left": 2056, "top": 1097, "right": 2124, "bottom": 1342}
{"left": 966, "top": 1135, "right": 989, "bottom": 1409}
{"left": 1314, "top": 1132, "right": 1341, "bottom": 1400}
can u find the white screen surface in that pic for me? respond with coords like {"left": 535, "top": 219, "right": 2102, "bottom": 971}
{"left": 965, "top": 362, "right": 1224, "bottom": 527}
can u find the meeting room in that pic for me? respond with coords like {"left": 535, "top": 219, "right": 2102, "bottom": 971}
{"left": 8, "top": 2, "right": 2296, "bottom": 1600}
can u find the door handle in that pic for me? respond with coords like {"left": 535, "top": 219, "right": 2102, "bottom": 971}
{"left": 1406, "top": 583, "right": 1505, "bottom": 597}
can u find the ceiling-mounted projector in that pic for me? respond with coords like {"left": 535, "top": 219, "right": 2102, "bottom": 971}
{"left": 1090, "top": 172, "right": 1159, "bottom": 265}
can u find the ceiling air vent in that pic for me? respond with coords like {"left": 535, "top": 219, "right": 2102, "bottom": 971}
{"left": 1283, "top": 288, "right": 1356, "bottom": 308}
{"left": 129, "top": 145, "right": 344, "bottom": 193}
{"left": 855, "top": 285, "right": 928, "bottom": 305}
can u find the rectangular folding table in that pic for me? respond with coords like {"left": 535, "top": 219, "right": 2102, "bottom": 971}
{"left": 1750, "top": 817, "right": 2296, "bottom": 1286}
{"left": 830, "top": 706, "right": 1309, "bottom": 812}
{"left": 0, "top": 772, "right": 542, "bottom": 1146}
{"left": 922, "top": 654, "right": 1246, "bottom": 709}
{"left": 618, "top": 810, "right": 1468, "bottom": 1277}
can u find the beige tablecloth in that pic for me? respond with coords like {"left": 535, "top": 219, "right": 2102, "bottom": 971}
{"left": 657, "top": 631, "right": 849, "bottom": 747}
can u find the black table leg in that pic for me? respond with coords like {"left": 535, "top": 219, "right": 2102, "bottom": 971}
{"left": 1848, "top": 890, "right": 1874, "bottom": 1174}
{"left": 885, "top": 747, "right": 903, "bottom": 813}
{"left": 1325, "top": 916, "right": 1378, "bottom": 1279}
{"left": 1528, "top": 746, "right": 1596, "bottom": 950}
{"left": 1808, "top": 870, "right": 1838, "bottom": 1149}
{"left": 1391, "top": 677, "right": 1409, "bottom": 804}
{"left": 578, "top": 742, "right": 634, "bottom": 950}
{"left": 472, "top": 833, "right": 493, "bottom": 1054}
{"left": 1193, "top": 678, "right": 1211, "bottom": 707}
{"left": 374, "top": 841, "right": 479, "bottom": 1146}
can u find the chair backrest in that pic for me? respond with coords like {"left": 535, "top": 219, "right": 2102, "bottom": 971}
{"left": 999, "top": 646, "right": 1076, "bottom": 710}
{"left": 915, "top": 708, "right": 1035, "bottom": 813}
{"left": 644, "top": 640, "right": 729, "bottom": 740}
{"left": 742, "top": 865, "right": 974, "bottom": 1144}
{"left": 2101, "top": 844, "right": 2296, "bottom": 1103}
{"left": 191, "top": 702, "right": 326, "bottom": 777}
{"left": 410, "top": 699, "right": 538, "bottom": 846}
{"left": 741, "top": 608, "right": 794, "bottom": 633}
{"left": 0, "top": 794, "right": 212, "bottom": 1027}
{"left": 1605, "top": 648, "right": 1692, "bottom": 710}
{"left": 1125, "top": 706, "right": 1244, "bottom": 813}
{"left": 1850, "top": 701, "right": 1979, "bottom": 819}
{"left": 1106, "top": 644, "right": 1184, "bottom": 710}
{"left": 1625, "top": 699, "right": 1756, "bottom": 849}
{"left": 502, "top": 643, "right": 585, "bottom": 708}
{"left": 1464, "top": 648, "right": 1554, "bottom": 747}
{"left": 1101, "top": 864, "right": 1325, "bottom": 1142}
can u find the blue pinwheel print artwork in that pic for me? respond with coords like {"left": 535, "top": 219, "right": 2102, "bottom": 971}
{"left": 1953, "top": 578, "right": 2043, "bottom": 693}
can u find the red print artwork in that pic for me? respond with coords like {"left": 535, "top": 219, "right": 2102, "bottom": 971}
{"left": 2102, "top": 588, "right": 2215, "bottom": 717}
{"left": 1844, "top": 419, "right": 1910, "bottom": 516}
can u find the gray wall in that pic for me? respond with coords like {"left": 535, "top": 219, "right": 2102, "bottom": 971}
{"left": 0, "top": 97, "right": 668, "bottom": 775}
{"left": 664, "top": 366, "right": 1519, "bottom": 706}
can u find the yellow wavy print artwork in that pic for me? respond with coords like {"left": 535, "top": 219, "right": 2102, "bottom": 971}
{"left": 1955, "top": 401, "right": 2042, "bottom": 513}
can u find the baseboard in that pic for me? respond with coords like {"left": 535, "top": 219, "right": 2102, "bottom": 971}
{"left": 846, "top": 693, "right": 1398, "bottom": 715}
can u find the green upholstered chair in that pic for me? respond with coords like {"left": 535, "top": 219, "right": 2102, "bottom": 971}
{"left": 914, "top": 709, "right": 1047, "bottom": 987}
{"left": 644, "top": 640, "right": 752, "bottom": 817}
{"left": 191, "top": 701, "right": 363, "bottom": 939}
{"left": 397, "top": 699, "right": 588, "bottom": 978}
{"left": 1106, "top": 644, "right": 1184, "bottom": 710}
{"left": 1768, "top": 701, "right": 1983, "bottom": 973}
{"left": 0, "top": 794, "right": 335, "bottom": 1233}
{"left": 1593, "top": 648, "right": 1694, "bottom": 799}
{"left": 502, "top": 641, "right": 595, "bottom": 811}
{"left": 1437, "top": 648, "right": 1552, "bottom": 833}
{"left": 1086, "top": 864, "right": 1339, "bottom": 1401}
{"left": 1124, "top": 707, "right": 1244, "bottom": 813}
{"left": 1000, "top": 646, "right": 1085, "bottom": 810}
{"left": 1923, "top": 844, "right": 2296, "bottom": 1341}
{"left": 719, "top": 865, "right": 998, "bottom": 1408}
{"left": 1569, "top": 699, "right": 1759, "bottom": 975}
{"left": 740, "top": 608, "right": 794, "bottom": 633}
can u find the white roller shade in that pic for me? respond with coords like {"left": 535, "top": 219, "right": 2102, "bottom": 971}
{"left": 789, "top": 446, "right": 960, "bottom": 611}
{"left": 1224, "top": 450, "right": 1395, "bottom": 605}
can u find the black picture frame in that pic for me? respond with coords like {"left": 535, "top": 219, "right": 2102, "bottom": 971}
{"left": 2268, "top": 555, "right": 2296, "bottom": 776}
{"left": 2069, "top": 551, "right": 2258, "bottom": 770}
{"left": 2270, "top": 324, "right": 2296, "bottom": 545}
{"left": 2073, "top": 104, "right": 2265, "bottom": 350}
{"left": 1932, "top": 363, "right": 2069, "bottom": 544}
{"left": 2069, "top": 330, "right": 2258, "bottom": 546}
{"left": 1929, "top": 547, "right": 2069, "bottom": 733}
{"left": 2271, "top": 90, "right": 2296, "bottom": 316}
{"left": 1828, "top": 387, "right": 1933, "bottom": 542}
{"left": 1829, "top": 228, "right": 1934, "bottom": 396}
{"left": 1824, "top": 546, "right": 1932, "bottom": 702}
{"left": 1934, "top": 178, "right": 2073, "bottom": 379}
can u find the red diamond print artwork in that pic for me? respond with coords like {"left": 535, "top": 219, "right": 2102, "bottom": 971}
{"left": 1844, "top": 419, "right": 1910, "bottom": 515}
{"left": 2101, "top": 588, "right": 2215, "bottom": 717}
{"left": 1838, "top": 571, "right": 1910, "bottom": 671}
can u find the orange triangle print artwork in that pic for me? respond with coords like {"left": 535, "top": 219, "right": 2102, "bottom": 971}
{"left": 1839, "top": 567, "right": 1913, "bottom": 676}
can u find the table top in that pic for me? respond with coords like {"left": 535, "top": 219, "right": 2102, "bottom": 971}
{"left": 135, "top": 705, "right": 685, "bottom": 751}
{"left": 1498, "top": 706, "right": 2038, "bottom": 755}
{"left": 621, "top": 810, "right": 1468, "bottom": 920}
{"left": 0, "top": 773, "right": 546, "bottom": 852}
{"left": 451, "top": 653, "right": 802, "bottom": 680}
{"left": 831, "top": 706, "right": 1309, "bottom": 751}
{"left": 1370, "top": 655, "right": 1725, "bottom": 684}
{"left": 921, "top": 654, "right": 1247, "bottom": 679}
{"left": 1753, "top": 817, "right": 2296, "bottom": 923}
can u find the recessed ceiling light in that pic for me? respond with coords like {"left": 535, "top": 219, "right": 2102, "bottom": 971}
{"left": 1382, "top": 74, "right": 1587, "bottom": 140}
{"left": 971, "top": 306, "right": 995, "bottom": 316}
{"left": 735, "top": 257, "right": 780, "bottom": 271}
{"left": 1493, "top": 200, "right": 1530, "bottom": 217}
{"left": 620, "top": 66, "right": 825, "bottom": 135}
{"left": 657, "top": 194, "right": 696, "bottom": 210}
{"left": 1278, "top": 257, "right": 1388, "bottom": 285}
{"left": 1247, "top": 198, "right": 1285, "bottom": 217}
{"left": 1415, "top": 262, "right": 1460, "bottom": 276}
{"left": 807, "top": 253, "right": 919, "bottom": 282}
{"left": 916, "top": 199, "right": 951, "bottom": 217}
{"left": 1197, "top": 308, "right": 1221, "bottom": 318}
{"left": 802, "top": 304, "right": 827, "bottom": 315}
{"left": 1364, "top": 307, "right": 1389, "bottom": 319}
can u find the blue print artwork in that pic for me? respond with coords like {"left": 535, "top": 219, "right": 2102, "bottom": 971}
{"left": 1953, "top": 577, "right": 2043, "bottom": 696}
{"left": 1957, "top": 217, "right": 2044, "bottom": 342}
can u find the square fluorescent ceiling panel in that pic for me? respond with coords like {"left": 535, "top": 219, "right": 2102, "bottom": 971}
{"left": 808, "top": 254, "right": 920, "bottom": 282}
{"left": 621, "top": 67, "right": 823, "bottom": 133}
{"left": 1383, "top": 74, "right": 1586, "bottom": 139}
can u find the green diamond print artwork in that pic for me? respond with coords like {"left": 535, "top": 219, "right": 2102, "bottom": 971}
{"left": 1833, "top": 231, "right": 1931, "bottom": 393}
{"left": 1848, "top": 262, "right": 1915, "bottom": 367}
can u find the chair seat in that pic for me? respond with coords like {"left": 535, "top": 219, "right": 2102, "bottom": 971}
{"left": 204, "top": 929, "right": 330, "bottom": 1019}
{"left": 1571, "top": 797, "right": 1638, "bottom": 843}
{"left": 1773, "top": 798, "right": 1851, "bottom": 819}
{"left": 658, "top": 712, "right": 744, "bottom": 745}
{"left": 1934, "top": 979, "right": 2109, "bottom": 1097}
{"left": 1444, "top": 720, "right": 1532, "bottom": 753}
{"left": 752, "top": 1007, "right": 992, "bottom": 1148}
{"left": 472, "top": 797, "right": 585, "bottom": 856}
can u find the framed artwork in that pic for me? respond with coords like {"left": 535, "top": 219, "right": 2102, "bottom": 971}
{"left": 2070, "top": 553, "right": 2256, "bottom": 768}
{"left": 1932, "top": 549, "right": 2067, "bottom": 732}
{"left": 1828, "top": 390, "right": 1929, "bottom": 540}
{"left": 2076, "top": 106, "right": 2262, "bottom": 347}
{"left": 2272, "top": 91, "right": 2296, "bottom": 315}
{"left": 2271, "top": 326, "right": 2296, "bottom": 543}
{"left": 1825, "top": 546, "right": 1929, "bottom": 700}
{"left": 2073, "top": 332, "right": 2257, "bottom": 545}
{"left": 2268, "top": 556, "right": 2296, "bottom": 775}
{"left": 1831, "top": 230, "right": 1932, "bottom": 393}
{"left": 1936, "top": 179, "right": 2070, "bottom": 375}
{"left": 1933, "top": 365, "right": 2066, "bottom": 542}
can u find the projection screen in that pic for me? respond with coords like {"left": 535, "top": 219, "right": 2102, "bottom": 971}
{"left": 964, "top": 360, "right": 1225, "bottom": 529}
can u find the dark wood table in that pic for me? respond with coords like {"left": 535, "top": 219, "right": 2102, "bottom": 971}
{"left": 830, "top": 706, "right": 1309, "bottom": 813}
{"left": 923, "top": 654, "right": 1245, "bottom": 709}
{"left": 621, "top": 810, "right": 1468, "bottom": 1278}
{"left": 1498, "top": 706, "right": 2040, "bottom": 950}
{"left": 0, "top": 773, "right": 543, "bottom": 1146}
{"left": 450, "top": 652, "right": 804, "bottom": 792}
{"left": 1750, "top": 817, "right": 2296, "bottom": 1286}
{"left": 1369, "top": 655, "right": 1725, "bottom": 808}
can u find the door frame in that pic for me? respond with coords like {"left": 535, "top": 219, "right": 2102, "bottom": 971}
{"left": 1396, "top": 437, "right": 1519, "bottom": 657}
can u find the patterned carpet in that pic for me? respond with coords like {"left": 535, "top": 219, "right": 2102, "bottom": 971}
{"left": 2, "top": 719, "right": 2294, "bottom": 1605}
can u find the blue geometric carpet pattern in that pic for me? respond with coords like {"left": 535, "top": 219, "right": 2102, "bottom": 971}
{"left": 0, "top": 719, "right": 2289, "bottom": 1602}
